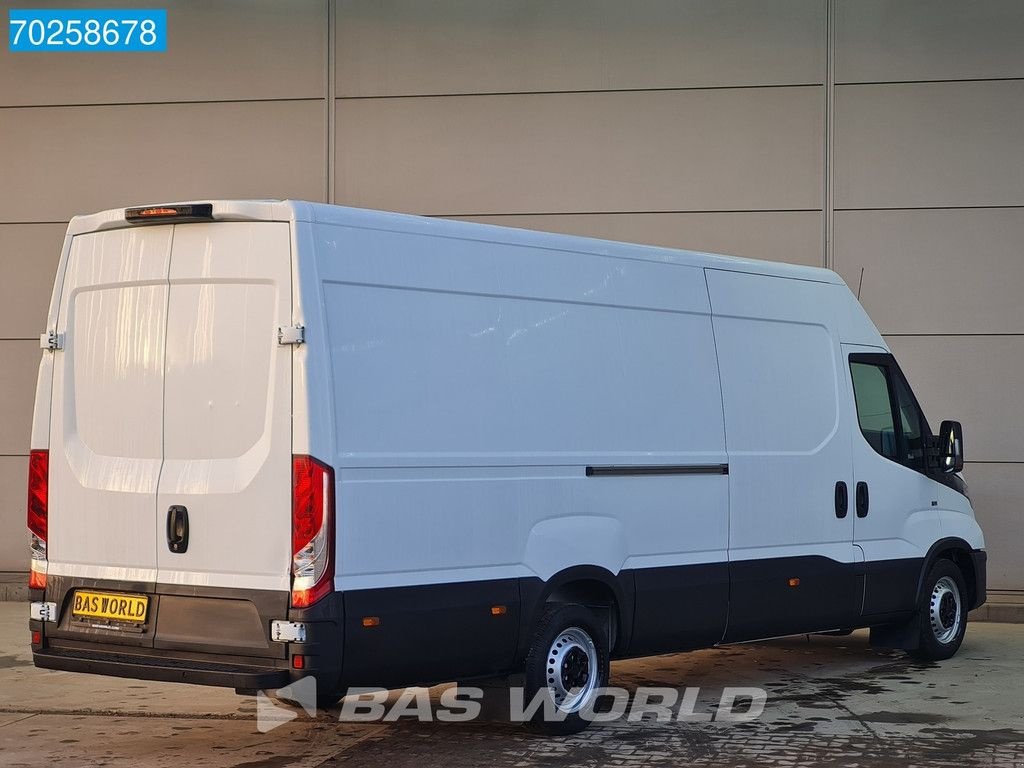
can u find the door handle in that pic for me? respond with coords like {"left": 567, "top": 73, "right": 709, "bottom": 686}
{"left": 167, "top": 505, "right": 189, "bottom": 554}
{"left": 856, "top": 482, "right": 869, "bottom": 518}
{"left": 834, "top": 481, "right": 848, "bottom": 518}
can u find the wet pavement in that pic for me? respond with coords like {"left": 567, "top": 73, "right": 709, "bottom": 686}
{"left": 0, "top": 602, "right": 1021, "bottom": 767}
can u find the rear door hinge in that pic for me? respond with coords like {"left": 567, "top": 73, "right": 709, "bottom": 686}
{"left": 40, "top": 330, "right": 63, "bottom": 350}
{"left": 277, "top": 325, "right": 305, "bottom": 346}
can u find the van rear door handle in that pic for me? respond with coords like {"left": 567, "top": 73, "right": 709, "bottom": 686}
{"left": 855, "top": 482, "right": 869, "bottom": 518}
{"left": 167, "top": 505, "right": 189, "bottom": 554}
{"left": 834, "top": 481, "right": 848, "bottom": 518}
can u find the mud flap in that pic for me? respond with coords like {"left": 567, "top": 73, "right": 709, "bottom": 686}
{"left": 870, "top": 617, "right": 920, "bottom": 650}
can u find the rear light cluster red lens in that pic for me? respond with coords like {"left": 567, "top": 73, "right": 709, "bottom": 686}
{"left": 291, "top": 455, "right": 335, "bottom": 609}
{"left": 27, "top": 450, "right": 49, "bottom": 590}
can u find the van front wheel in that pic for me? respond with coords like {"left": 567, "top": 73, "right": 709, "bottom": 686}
{"left": 524, "top": 603, "right": 609, "bottom": 735}
{"left": 911, "top": 559, "right": 968, "bottom": 661}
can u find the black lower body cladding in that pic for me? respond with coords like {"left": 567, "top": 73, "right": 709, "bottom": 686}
{"left": 32, "top": 549, "right": 987, "bottom": 695}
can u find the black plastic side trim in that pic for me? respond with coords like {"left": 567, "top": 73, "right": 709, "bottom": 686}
{"left": 861, "top": 557, "right": 922, "bottom": 617}
{"left": 585, "top": 464, "right": 729, "bottom": 477}
{"left": 970, "top": 550, "right": 988, "bottom": 610}
{"left": 725, "top": 555, "right": 862, "bottom": 642}
{"left": 629, "top": 563, "right": 728, "bottom": 655}
{"left": 342, "top": 578, "right": 519, "bottom": 689}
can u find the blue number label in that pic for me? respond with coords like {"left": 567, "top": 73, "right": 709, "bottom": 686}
{"left": 9, "top": 9, "right": 167, "bottom": 52}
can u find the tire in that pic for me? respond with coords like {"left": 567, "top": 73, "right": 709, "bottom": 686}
{"left": 524, "top": 603, "right": 610, "bottom": 735}
{"left": 910, "top": 559, "right": 968, "bottom": 661}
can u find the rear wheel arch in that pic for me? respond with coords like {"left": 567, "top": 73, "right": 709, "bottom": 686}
{"left": 521, "top": 566, "right": 632, "bottom": 657}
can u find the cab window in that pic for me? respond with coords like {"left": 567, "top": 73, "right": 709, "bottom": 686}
{"left": 850, "top": 354, "right": 931, "bottom": 472}
{"left": 850, "top": 361, "right": 898, "bottom": 460}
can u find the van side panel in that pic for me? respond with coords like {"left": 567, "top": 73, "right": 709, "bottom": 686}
{"left": 312, "top": 223, "right": 729, "bottom": 678}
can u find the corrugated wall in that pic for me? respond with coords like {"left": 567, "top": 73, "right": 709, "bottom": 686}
{"left": 0, "top": 0, "right": 1020, "bottom": 593}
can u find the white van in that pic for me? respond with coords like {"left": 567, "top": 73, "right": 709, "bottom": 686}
{"left": 29, "top": 200, "right": 985, "bottom": 733}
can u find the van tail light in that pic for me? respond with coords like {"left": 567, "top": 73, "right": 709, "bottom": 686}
{"left": 291, "top": 455, "right": 335, "bottom": 609}
{"left": 27, "top": 450, "right": 49, "bottom": 591}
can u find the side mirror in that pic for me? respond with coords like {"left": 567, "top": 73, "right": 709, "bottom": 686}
{"left": 938, "top": 420, "right": 964, "bottom": 474}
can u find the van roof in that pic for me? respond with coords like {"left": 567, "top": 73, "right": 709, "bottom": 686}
{"left": 67, "top": 199, "right": 844, "bottom": 286}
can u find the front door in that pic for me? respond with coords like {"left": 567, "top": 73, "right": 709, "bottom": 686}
{"left": 845, "top": 345, "right": 940, "bottom": 617}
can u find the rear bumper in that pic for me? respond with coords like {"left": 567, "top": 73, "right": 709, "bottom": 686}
{"left": 971, "top": 549, "right": 988, "bottom": 610}
{"left": 31, "top": 576, "right": 344, "bottom": 694}
{"left": 34, "top": 645, "right": 289, "bottom": 689}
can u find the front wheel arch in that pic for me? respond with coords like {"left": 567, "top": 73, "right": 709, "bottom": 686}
{"left": 915, "top": 537, "right": 977, "bottom": 609}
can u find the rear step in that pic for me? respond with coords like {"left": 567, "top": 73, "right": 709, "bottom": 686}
{"left": 34, "top": 647, "right": 289, "bottom": 689}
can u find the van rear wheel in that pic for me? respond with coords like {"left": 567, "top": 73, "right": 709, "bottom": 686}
{"left": 524, "top": 603, "right": 609, "bottom": 735}
{"left": 910, "top": 559, "right": 968, "bottom": 661}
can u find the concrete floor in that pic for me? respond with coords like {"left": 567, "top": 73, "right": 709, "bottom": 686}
{"left": 0, "top": 602, "right": 1022, "bottom": 767}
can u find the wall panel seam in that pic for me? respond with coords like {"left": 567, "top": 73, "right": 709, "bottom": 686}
{"left": 823, "top": 0, "right": 834, "bottom": 270}
{"left": 326, "top": 0, "right": 336, "bottom": 204}
{"left": 0, "top": 97, "right": 324, "bottom": 110}
{"left": 837, "top": 205, "right": 1024, "bottom": 212}
{"left": 335, "top": 83, "right": 825, "bottom": 101}
{"left": 837, "top": 76, "right": 1024, "bottom": 87}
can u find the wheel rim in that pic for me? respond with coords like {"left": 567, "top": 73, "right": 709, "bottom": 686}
{"left": 929, "top": 575, "right": 962, "bottom": 645}
{"left": 545, "top": 626, "right": 599, "bottom": 714}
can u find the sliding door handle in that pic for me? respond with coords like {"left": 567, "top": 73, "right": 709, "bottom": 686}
{"left": 856, "top": 482, "right": 869, "bottom": 518}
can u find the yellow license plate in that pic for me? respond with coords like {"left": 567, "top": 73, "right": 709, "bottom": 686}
{"left": 72, "top": 591, "right": 149, "bottom": 623}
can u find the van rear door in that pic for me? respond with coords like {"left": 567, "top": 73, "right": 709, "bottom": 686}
{"left": 155, "top": 222, "right": 293, "bottom": 593}
{"left": 48, "top": 226, "right": 172, "bottom": 585}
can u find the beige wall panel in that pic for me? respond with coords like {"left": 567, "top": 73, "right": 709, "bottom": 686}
{"left": 835, "top": 209, "right": 1024, "bottom": 335}
{"left": 962, "top": 462, "right": 1024, "bottom": 591}
{"left": 2, "top": 101, "right": 326, "bottom": 222}
{"left": 0, "top": 0, "right": 326, "bottom": 106}
{"left": 835, "top": 81, "right": 1024, "bottom": 209}
{"left": 337, "top": 0, "right": 824, "bottom": 96}
{"left": 835, "top": 0, "right": 1024, "bottom": 84}
{"left": 0, "top": 341, "right": 40, "bottom": 455}
{"left": 0, "top": 456, "right": 28, "bottom": 571}
{"left": 0, "top": 225, "right": 65, "bottom": 339}
{"left": 885, "top": 336, "right": 1024, "bottom": 464}
{"left": 336, "top": 87, "right": 823, "bottom": 215}
{"left": 452, "top": 211, "right": 823, "bottom": 266}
